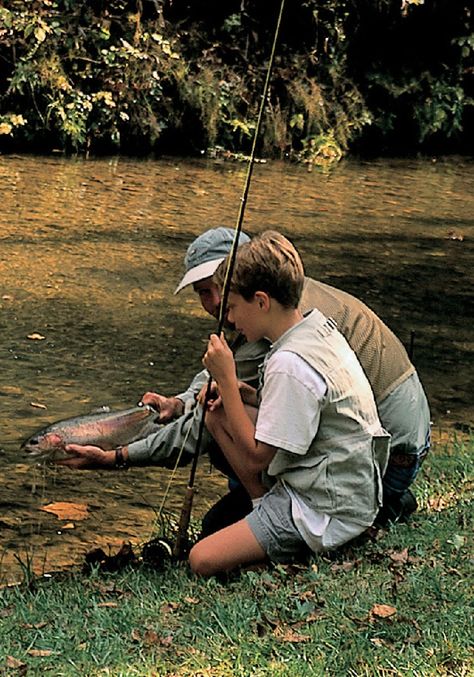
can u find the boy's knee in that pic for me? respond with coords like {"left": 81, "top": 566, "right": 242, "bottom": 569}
{"left": 188, "top": 542, "right": 217, "bottom": 577}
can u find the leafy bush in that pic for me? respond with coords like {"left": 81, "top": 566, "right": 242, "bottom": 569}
{"left": 0, "top": 0, "right": 471, "bottom": 156}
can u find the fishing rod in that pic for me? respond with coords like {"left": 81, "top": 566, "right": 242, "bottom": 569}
{"left": 173, "top": 0, "right": 287, "bottom": 559}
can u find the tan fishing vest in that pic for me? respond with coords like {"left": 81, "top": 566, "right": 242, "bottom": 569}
{"left": 300, "top": 278, "right": 414, "bottom": 403}
{"left": 263, "top": 309, "right": 390, "bottom": 526}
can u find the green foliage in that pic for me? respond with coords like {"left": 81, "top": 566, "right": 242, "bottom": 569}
{"left": 0, "top": 1, "right": 183, "bottom": 151}
{"left": 0, "top": 1, "right": 471, "bottom": 156}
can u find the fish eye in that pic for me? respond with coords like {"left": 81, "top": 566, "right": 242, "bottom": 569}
{"left": 29, "top": 438, "right": 39, "bottom": 446}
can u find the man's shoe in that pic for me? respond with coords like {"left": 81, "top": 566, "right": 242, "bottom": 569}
{"left": 374, "top": 489, "right": 418, "bottom": 527}
{"left": 398, "top": 488, "right": 418, "bottom": 520}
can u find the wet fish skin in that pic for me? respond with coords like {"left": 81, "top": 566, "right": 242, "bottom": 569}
{"left": 21, "top": 404, "right": 160, "bottom": 462}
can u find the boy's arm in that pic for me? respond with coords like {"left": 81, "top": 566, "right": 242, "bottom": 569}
{"left": 203, "top": 334, "right": 275, "bottom": 474}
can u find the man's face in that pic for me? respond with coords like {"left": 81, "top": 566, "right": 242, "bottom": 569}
{"left": 193, "top": 278, "right": 222, "bottom": 319}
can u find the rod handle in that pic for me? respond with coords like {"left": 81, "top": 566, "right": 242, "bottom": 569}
{"left": 173, "top": 485, "right": 195, "bottom": 559}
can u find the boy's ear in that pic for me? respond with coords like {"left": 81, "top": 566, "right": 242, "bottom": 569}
{"left": 255, "top": 291, "right": 271, "bottom": 311}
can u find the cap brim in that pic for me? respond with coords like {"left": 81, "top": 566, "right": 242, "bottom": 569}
{"left": 174, "top": 257, "right": 225, "bottom": 294}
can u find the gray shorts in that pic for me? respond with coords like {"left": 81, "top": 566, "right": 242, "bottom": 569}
{"left": 246, "top": 482, "right": 312, "bottom": 563}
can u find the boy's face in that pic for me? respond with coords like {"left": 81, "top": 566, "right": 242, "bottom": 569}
{"left": 226, "top": 291, "right": 265, "bottom": 342}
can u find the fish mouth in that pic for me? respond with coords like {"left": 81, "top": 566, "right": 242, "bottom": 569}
{"left": 22, "top": 444, "right": 42, "bottom": 456}
{"left": 21, "top": 440, "right": 36, "bottom": 453}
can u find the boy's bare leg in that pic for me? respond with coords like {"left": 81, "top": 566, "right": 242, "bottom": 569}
{"left": 189, "top": 518, "right": 266, "bottom": 576}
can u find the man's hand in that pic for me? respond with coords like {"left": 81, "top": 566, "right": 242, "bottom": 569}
{"left": 140, "top": 392, "right": 184, "bottom": 422}
{"left": 55, "top": 444, "right": 116, "bottom": 469}
{"left": 197, "top": 380, "right": 222, "bottom": 411}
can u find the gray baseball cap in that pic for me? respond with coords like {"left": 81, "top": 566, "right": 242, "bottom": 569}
{"left": 174, "top": 227, "right": 251, "bottom": 294}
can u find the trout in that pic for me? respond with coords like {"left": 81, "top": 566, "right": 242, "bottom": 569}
{"left": 21, "top": 404, "right": 160, "bottom": 462}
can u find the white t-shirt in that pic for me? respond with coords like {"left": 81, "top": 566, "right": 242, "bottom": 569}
{"left": 255, "top": 350, "right": 365, "bottom": 551}
{"left": 255, "top": 350, "right": 327, "bottom": 454}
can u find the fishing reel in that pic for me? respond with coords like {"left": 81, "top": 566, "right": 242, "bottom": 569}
{"left": 141, "top": 537, "right": 175, "bottom": 569}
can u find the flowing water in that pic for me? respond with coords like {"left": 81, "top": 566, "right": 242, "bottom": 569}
{"left": 1, "top": 153, "right": 473, "bottom": 584}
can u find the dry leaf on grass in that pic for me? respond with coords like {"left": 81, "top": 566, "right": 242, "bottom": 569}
{"left": 388, "top": 548, "right": 409, "bottom": 564}
{"left": 370, "top": 637, "right": 395, "bottom": 649}
{"left": 331, "top": 560, "right": 356, "bottom": 573}
{"left": 160, "top": 601, "right": 180, "bottom": 614}
{"left": 273, "top": 624, "right": 311, "bottom": 643}
{"left": 6, "top": 656, "right": 26, "bottom": 669}
{"left": 371, "top": 603, "right": 397, "bottom": 619}
{"left": 27, "top": 649, "right": 53, "bottom": 657}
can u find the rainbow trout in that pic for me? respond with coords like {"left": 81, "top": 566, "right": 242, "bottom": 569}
{"left": 21, "top": 404, "right": 160, "bottom": 462}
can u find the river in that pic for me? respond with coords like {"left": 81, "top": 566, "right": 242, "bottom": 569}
{"left": 0, "top": 153, "right": 473, "bottom": 584}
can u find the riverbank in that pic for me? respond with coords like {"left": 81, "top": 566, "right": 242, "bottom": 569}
{"left": 1, "top": 430, "right": 472, "bottom": 676}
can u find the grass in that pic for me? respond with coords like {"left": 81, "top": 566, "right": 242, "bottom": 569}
{"left": 0, "top": 433, "right": 472, "bottom": 676}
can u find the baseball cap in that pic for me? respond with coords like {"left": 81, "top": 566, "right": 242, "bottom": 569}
{"left": 174, "top": 227, "right": 251, "bottom": 294}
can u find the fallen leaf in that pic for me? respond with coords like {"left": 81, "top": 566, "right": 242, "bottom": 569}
{"left": 388, "top": 548, "right": 409, "bottom": 564}
{"left": 299, "top": 590, "right": 317, "bottom": 601}
{"left": 27, "top": 649, "right": 53, "bottom": 657}
{"left": 27, "top": 333, "right": 46, "bottom": 340}
{"left": 160, "top": 601, "right": 180, "bottom": 614}
{"left": 159, "top": 634, "right": 174, "bottom": 647}
{"left": 6, "top": 656, "right": 25, "bottom": 669}
{"left": 370, "top": 637, "right": 395, "bottom": 649}
{"left": 40, "top": 502, "right": 89, "bottom": 520}
{"left": 371, "top": 603, "right": 397, "bottom": 619}
{"left": 30, "top": 401, "right": 47, "bottom": 409}
{"left": 331, "top": 561, "right": 355, "bottom": 573}
{"left": 273, "top": 626, "right": 311, "bottom": 643}
{"left": 306, "top": 610, "right": 325, "bottom": 623}
{"left": 143, "top": 630, "right": 160, "bottom": 645}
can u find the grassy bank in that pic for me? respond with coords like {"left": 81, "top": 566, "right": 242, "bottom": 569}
{"left": 0, "top": 432, "right": 472, "bottom": 676}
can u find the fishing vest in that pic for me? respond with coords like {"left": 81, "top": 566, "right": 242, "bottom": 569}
{"left": 262, "top": 309, "right": 390, "bottom": 526}
{"left": 300, "top": 278, "right": 415, "bottom": 403}
{"left": 229, "top": 277, "right": 415, "bottom": 405}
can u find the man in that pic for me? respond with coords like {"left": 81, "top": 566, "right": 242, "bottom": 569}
{"left": 189, "top": 231, "right": 390, "bottom": 576}
{"left": 60, "top": 226, "right": 430, "bottom": 529}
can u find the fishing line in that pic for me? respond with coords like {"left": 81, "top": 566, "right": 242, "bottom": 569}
{"left": 173, "top": 0, "right": 287, "bottom": 559}
{"left": 154, "top": 404, "right": 201, "bottom": 523}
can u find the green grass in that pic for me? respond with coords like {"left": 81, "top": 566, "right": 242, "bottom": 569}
{"left": 1, "top": 434, "right": 472, "bottom": 676}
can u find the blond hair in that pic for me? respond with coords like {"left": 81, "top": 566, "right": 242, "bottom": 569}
{"left": 214, "top": 230, "right": 304, "bottom": 308}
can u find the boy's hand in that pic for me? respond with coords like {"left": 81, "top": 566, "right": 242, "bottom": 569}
{"left": 203, "top": 333, "right": 236, "bottom": 385}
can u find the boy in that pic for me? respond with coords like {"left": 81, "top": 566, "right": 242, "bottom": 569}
{"left": 189, "top": 231, "right": 390, "bottom": 576}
